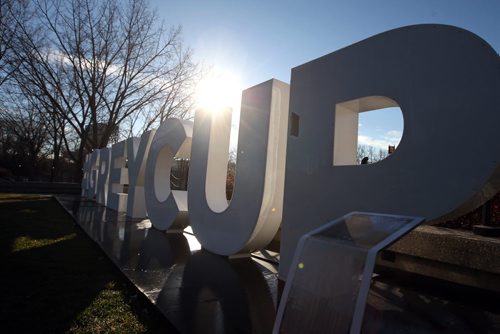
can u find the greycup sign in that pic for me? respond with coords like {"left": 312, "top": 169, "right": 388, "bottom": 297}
{"left": 81, "top": 24, "right": 500, "bottom": 279}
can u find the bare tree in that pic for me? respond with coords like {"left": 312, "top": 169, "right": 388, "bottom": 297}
{"left": 10, "top": 0, "right": 198, "bottom": 180}
{"left": 123, "top": 56, "right": 199, "bottom": 137}
{"left": 0, "top": 89, "right": 49, "bottom": 179}
{"left": 357, "top": 144, "right": 368, "bottom": 164}
{"left": 0, "top": 0, "right": 29, "bottom": 86}
{"left": 357, "top": 144, "right": 389, "bottom": 164}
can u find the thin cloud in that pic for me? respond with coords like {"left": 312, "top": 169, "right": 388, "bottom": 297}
{"left": 385, "top": 130, "right": 402, "bottom": 141}
{"left": 358, "top": 129, "right": 402, "bottom": 150}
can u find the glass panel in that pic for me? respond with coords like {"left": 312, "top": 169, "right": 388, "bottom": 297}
{"left": 276, "top": 212, "right": 423, "bottom": 334}
{"left": 279, "top": 236, "right": 366, "bottom": 333}
{"left": 321, "top": 214, "right": 413, "bottom": 249}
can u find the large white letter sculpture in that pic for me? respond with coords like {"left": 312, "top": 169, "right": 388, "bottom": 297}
{"left": 107, "top": 140, "right": 128, "bottom": 212}
{"left": 144, "top": 119, "right": 193, "bottom": 231}
{"left": 78, "top": 25, "right": 500, "bottom": 277}
{"left": 188, "top": 79, "right": 290, "bottom": 255}
{"left": 126, "top": 131, "right": 155, "bottom": 218}
{"left": 83, "top": 149, "right": 100, "bottom": 199}
{"left": 280, "top": 24, "right": 500, "bottom": 279}
{"left": 81, "top": 153, "right": 92, "bottom": 198}
{"left": 96, "top": 148, "right": 110, "bottom": 206}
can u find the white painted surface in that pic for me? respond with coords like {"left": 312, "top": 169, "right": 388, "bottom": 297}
{"left": 89, "top": 150, "right": 100, "bottom": 199}
{"left": 126, "top": 131, "right": 155, "bottom": 218}
{"left": 188, "top": 79, "right": 290, "bottom": 255}
{"left": 144, "top": 119, "right": 193, "bottom": 231}
{"left": 333, "top": 103, "right": 359, "bottom": 166}
{"left": 107, "top": 140, "right": 128, "bottom": 212}
{"left": 96, "top": 148, "right": 110, "bottom": 206}
{"left": 81, "top": 153, "right": 91, "bottom": 197}
{"left": 334, "top": 96, "right": 400, "bottom": 166}
{"left": 280, "top": 24, "right": 500, "bottom": 279}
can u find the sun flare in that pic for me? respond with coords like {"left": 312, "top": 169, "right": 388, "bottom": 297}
{"left": 195, "top": 70, "right": 242, "bottom": 114}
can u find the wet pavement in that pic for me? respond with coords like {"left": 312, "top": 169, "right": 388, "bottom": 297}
{"left": 56, "top": 195, "right": 500, "bottom": 334}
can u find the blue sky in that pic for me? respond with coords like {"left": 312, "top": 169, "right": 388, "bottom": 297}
{"left": 151, "top": 0, "right": 500, "bottom": 150}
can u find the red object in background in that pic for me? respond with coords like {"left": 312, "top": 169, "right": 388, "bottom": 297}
{"left": 491, "top": 192, "right": 500, "bottom": 226}
{"left": 437, "top": 192, "right": 500, "bottom": 229}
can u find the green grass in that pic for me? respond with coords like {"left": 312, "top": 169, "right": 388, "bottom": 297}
{"left": 0, "top": 193, "right": 175, "bottom": 333}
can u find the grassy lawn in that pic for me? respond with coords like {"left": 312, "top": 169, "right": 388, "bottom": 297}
{"left": 0, "top": 193, "right": 176, "bottom": 333}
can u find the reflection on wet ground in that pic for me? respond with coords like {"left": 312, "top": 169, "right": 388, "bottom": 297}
{"left": 56, "top": 196, "right": 500, "bottom": 334}
{"left": 57, "top": 196, "right": 277, "bottom": 334}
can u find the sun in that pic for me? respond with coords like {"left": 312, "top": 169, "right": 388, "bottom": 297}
{"left": 195, "top": 70, "right": 242, "bottom": 114}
